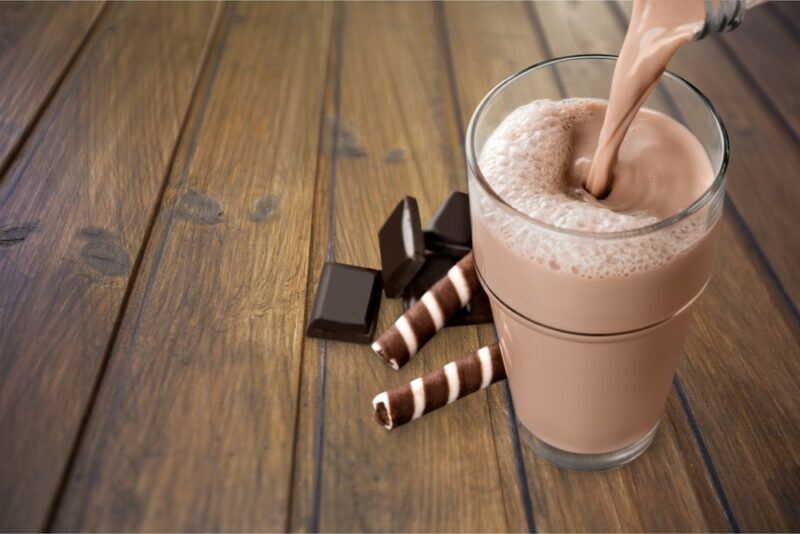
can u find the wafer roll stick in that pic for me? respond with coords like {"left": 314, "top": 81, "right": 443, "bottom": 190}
{"left": 371, "top": 252, "right": 479, "bottom": 369}
{"left": 372, "top": 343, "right": 505, "bottom": 430}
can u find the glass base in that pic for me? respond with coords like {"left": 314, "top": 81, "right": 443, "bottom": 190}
{"left": 521, "top": 422, "right": 660, "bottom": 471}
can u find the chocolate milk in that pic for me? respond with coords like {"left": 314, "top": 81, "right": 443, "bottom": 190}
{"left": 469, "top": 0, "right": 724, "bottom": 456}
{"left": 473, "top": 99, "right": 720, "bottom": 454}
{"left": 586, "top": 0, "right": 705, "bottom": 197}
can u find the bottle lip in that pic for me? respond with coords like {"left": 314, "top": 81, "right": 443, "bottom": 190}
{"left": 697, "top": 0, "right": 745, "bottom": 39}
{"left": 465, "top": 54, "right": 729, "bottom": 241}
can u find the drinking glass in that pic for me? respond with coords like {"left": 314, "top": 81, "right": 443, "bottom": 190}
{"left": 466, "top": 55, "right": 728, "bottom": 470}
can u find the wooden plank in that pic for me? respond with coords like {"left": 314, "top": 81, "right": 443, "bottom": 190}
{"left": 51, "top": 3, "right": 333, "bottom": 531}
{"left": 287, "top": 5, "right": 342, "bottom": 532}
{"left": 443, "top": 1, "right": 731, "bottom": 530}
{"left": 681, "top": 211, "right": 800, "bottom": 532}
{"left": 290, "top": 3, "right": 515, "bottom": 531}
{"left": 615, "top": 1, "right": 800, "bottom": 308}
{"left": 772, "top": 1, "right": 800, "bottom": 34}
{"left": 0, "top": 2, "right": 103, "bottom": 173}
{"left": 0, "top": 3, "right": 216, "bottom": 531}
{"left": 546, "top": 2, "right": 800, "bottom": 530}
{"left": 717, "top": 5, "right": 800, "bottom": 135}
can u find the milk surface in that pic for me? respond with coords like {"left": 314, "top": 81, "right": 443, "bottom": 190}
{"left": 477, "top": 98, "right": 714, "bottom": 279}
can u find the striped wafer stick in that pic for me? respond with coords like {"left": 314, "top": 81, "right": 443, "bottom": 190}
{"left": 372, "top": 343, "right": 505, "bottom": 430}
{"left": 371, "top": 251, "right": 479, "bottom": 369}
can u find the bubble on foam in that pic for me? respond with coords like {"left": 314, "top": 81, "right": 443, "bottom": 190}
{"left": 476, "top": 98, "right": 710, "bottom": 279}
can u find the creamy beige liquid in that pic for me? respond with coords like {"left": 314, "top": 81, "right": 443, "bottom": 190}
{"left": 471, "top": 0, "right": 721, "bottom": 454}
{"left": 585, "top": 0, "right": 705, "bottom": 197}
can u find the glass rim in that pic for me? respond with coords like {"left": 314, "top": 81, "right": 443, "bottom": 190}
{"left": 465, "top": 54, "right": 729, "bottom": 240}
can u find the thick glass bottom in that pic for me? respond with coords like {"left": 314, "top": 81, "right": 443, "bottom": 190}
{"left": 521, "top": 422, "right": 660, "bottom": 471}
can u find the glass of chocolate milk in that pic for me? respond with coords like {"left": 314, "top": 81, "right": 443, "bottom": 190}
{"left": 466, "top": 55, "right": 728, "bottom": 470}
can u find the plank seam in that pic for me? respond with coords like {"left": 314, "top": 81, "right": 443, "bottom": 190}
{"left": 433, "top": 2, "right": 466, "bottom": 141}
{"left": 310, "top": 4, "right": 346, "bottom": 532}
{"left": 284, "top": 4, "right": 340, "bottom": 531}
{"left": 41, "top": 4, "right": 231, "bottom": 530}
{"left": 119, "top": 4, "right": 235, "bottom": 357}
{"left": 502, "top": 380, "right": 538, "bottom": 533}
{"left": 0, "top": 2, "right": 108, "bottom": 195}
{"left": 725, "top": 195, "right": 800, "bottom": 324}
{"left": 12, "top": 4, "right": 111, "bottom": 528}
{"left": 674, "top": 375, "right": 742, "bottom": 533}
{"left": 434, "top": 4, "right": 537, "bottom": 531}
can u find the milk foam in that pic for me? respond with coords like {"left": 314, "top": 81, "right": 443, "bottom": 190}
{"left": 476, "top": 98, "right": 713, "bottom": 278}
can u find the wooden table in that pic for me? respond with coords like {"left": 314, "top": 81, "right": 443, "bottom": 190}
{"left": 1, "top": 2, "right": 798, "bottom": 531}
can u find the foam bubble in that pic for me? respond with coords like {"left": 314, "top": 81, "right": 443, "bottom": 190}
{"left": 476, "top": 98, "right": 710, "bottom": 279}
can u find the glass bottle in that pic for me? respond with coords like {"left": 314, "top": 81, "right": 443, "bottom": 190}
{"left": 697, "top": 0, "right": 770, "bottom": 38}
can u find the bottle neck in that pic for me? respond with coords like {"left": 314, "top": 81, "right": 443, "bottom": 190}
{"left": 696, "top": 0, "right": 767, "bottom": 39}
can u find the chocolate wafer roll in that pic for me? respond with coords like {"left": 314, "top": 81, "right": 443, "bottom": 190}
{"left": 372, "top": 343, "right": 505, "bottom": 430}
{"left": 371, "top": 252, "right": 479, "bottom": 369}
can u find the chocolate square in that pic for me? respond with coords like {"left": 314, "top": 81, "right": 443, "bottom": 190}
{"left": 402, "top": 253, "right": 492, "bottom": 327}
{"left": 378, "top": 196, "right": 425, "bottom": 297}
{"left": 307, "top": 262, "right": 382, "bottom": 344}
{"left": 424, "top": 191, "right": 471, "bottom": 257}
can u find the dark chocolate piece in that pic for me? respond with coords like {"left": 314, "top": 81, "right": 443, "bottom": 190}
{"left": 307, "top": 262, "right": 382, "bottom": 344}
{"left": 378, "top": 196, "right": 425, "bottom": 297}
{"left": 402, "top": 253, "right": 492, "bottom": 327}
{"left": 424, "top": 191, "right": 471, "bottom": 257}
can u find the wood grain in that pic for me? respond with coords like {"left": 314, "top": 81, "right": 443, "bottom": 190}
{"left": 443, "top": 2, "right": 731, "bottom": 530}
{"left": 0, "top": 2, "right": 794, "bottom": 531}
{"left": 0, "top": 2, "right": 103, "bottom": 173}
{"left": 286, "top": 3, "right": 344, "bottom": 532}
{"left": 52, "top": 3, "right": 333, "bottom": 531}
{"left": 290, "top": 3, "right": 514, "bottom": 531}
{"left": 771, "top": 1, "right": 800, "bottom": 34}
{"left": 0, "top": 3, "right": 216, "bottom": 531}
{"left": 681, "top": 211, "right": 800, "bottom": 532}
{"left": 718, "top": 4, "right": 800, "bottom": 135}
{"left": 287, "top": 4, "right": 342, "bottom": 531}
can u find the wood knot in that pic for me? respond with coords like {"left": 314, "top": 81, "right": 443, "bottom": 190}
{"left": 0, "top": 222, "right": 37, "bottom": 247}
{"left": 176, "top": 189, "right": 224, "bottom": 225}
{"left": 78, "top": 228, "right": 131, "bottom": 277}
{"left": 249, "top": 194, "right": 279, "bottom": 222}
{"left": 323, "top": 116, "right": 367, "bottom": 158}
{"left": 384, "top": 148, "right": 406, "bottom": 164}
